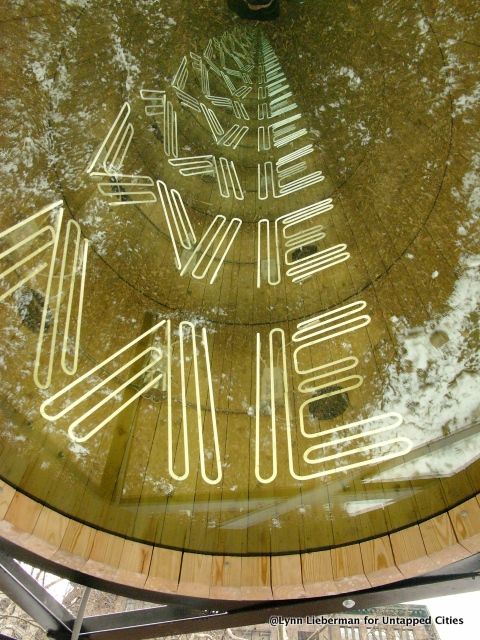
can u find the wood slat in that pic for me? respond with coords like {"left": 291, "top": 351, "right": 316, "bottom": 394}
{"left": 83, "top": 531, "right": 125, "bottom": 581}
{"left": 301, "top": 550, "right": 338, "bottom": 597}
{"left": 27, "top": 507, "right": 69, "bottom": 558}
{"left": 144, "top": 547, "right": 181, "bottom": 593}
{"left": 210, "top": 555, "right": 242, "bottom": 600}
{"left": 331, "top": 544, "right": 370, "bottom": 592}
{"left": 116, "top": 539, "right": 153, "bottom": 588}
{"left": 240, "top": 556, "right": 272, "bottom": 600}
{"left": 177, "top": 552, "right": 213, "bottom": 597}
{"left": 390, "top": 525, "right": 437, "bottom": 578}
{"left": 271, "top": 554, "right": 306, "bottom": 599}
{"left": 3, "top": 492, "right": 43, "bottom": 544}
{"left": 448, "top": 498, "right": 480, "bottom": 554}
{"left": 0, "top": 481, "right": 15, "bottom": 519}
{"left": 360, "top": 536, "right": 402, "bottom": 587}
{"left": 52, "top": 521, "right": 97, "bottom": 571}
{"left": 420, "top": 513, "right": 469, "bottom": 566}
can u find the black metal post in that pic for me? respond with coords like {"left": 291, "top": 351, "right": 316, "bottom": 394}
{"left": 0, "top": 548, "right": 74, "bottom": 639}
{"left": 1, "top": 540, "right": 479, "bottom": 640}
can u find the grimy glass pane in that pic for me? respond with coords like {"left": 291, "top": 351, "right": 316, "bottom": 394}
{"left": 0, "top": 0, "right": 478, "bottom": 556}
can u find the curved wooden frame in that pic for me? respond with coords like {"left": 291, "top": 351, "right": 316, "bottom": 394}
{"left": 1, "top": 0, "right": 479, "bottom": 608}
{"left": 1, "top": 479, "right": 479, "bottom": 601}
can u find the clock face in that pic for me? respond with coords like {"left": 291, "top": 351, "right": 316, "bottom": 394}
{"left": 0, "top": 0, "right": 479, "bottom": 557}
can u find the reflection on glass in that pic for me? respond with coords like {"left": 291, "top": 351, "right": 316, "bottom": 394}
{"left": 0, "top": 1, "right": 478, "bottom": 556}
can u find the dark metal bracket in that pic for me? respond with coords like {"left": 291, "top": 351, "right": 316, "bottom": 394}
{"left": 0, "top": 540, "right": 479, "bottom": 640}
{"left": 0, "top": 547, "right": 74, "bottom": 639}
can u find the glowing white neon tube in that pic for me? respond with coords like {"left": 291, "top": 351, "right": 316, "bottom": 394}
{"left": 269, "top": 85, "right": 291, "bottom": 101}
{"left": 213, "top": 37, "right": 226, "bottom": 66}
{"left": 281, "top": 199, "right": 334, "bottom": 231}
{"left": 233, "top": 101, "right": 249, "bottom": 119}
{"left": 293, "top": 301, "right": 371, "bottom": 373}
{"left": 180, "top": 215, "right": 242, "bottom": 284}
{"left": 86, "top": 102, "right": 133, "bottom": 175}
{"left": 277, "top": 170, "right": 325, "bottom": 195}
{"left": 174, "top": 87, "right": 201, "bottom": 112}
{"left": 295, "top": 300, "right": 369, "bottom": 333}
{"left": 257, "top": 162, "right": 272, "bottom": 200}
{"left": 257, "top": 219, "right": 281, "bottom": 287}
{"left": 273, "top": 124, "right": 297, "bottom": 140}
{"left": 209, "top": 96, "right": 234, "bottom": 110}
{"left": 235, "top": 85, "right": 251, "bottom": 99}
{"left": 177, "top": 321, "right": 222, "bottom": 485}
{"left": 169, "top": 155, "right": 216, "bottom": 177}
{"left": 258, "top": 103, "right": 268, "bottom": 120}
{"left": 270, "top": 112, "right": 301, "bottom": 132}
{"left": 217, "top": 124, "right": 249, "bottom": 149}
{"left": 171, "top": 56, "right": 188, "bottom": 90}
{"left": 93, "top": 173, "right": 157, "bottom": 205}
{"left": 1, "top": 202, "right": 89, "bottom": 388}
{"left": 257, "top": 126, "right": 271, "bottom": 152}
{"left": 277, "top": 161, "right": 308, "bottom": 184}
{"left": 40, "top": 320, "right": 167, "bottom": 442}
{"left": 286, "top": 244, "right": 350, "bottom": 283}
{"left": 257, "top": 162, "right": 324, "bottom": 199}
{"left": 287, "top": 412, "right": 411, "bottom": 481}
{"left": 222, "top": 72, "right": 237, "bottom": 95}
{"left": 296, "top": 354, "right": 361, "bottom": 382}
{"left": 297, "top": 357, "right": 364, "bottom": 438}
{"left": 270, "top": 91, "right": 293, "bottom": 105}
{"left": 204, "top": 39, "right": 214, "bottom": 60}
{"left": 284, "top": 225, "right": 326, "bottom": 255}
{"left": 30, "top": 207, "right": 63, "bottom": 390}
{"left": 59, "top": 221, "right": 89, "bottom": 377}
{"left": 0, "top": 260, "right": 47, "bottom": 303}
{"left": 201, "top": 103, "right": 224, "bottom": 141}
{"left": 274, "top": 128, "right": 308, "bottom": 148}
{"left": 140, "top": 89, "right": 166, "bottom": 116}
{"left": 255, "top": 329, "right": 290, "bottom": 484}
{"left": 199, "top": 62, "right": 210, "bottom": 97}
{"left": 190, "top": 51, "right": 202, "bottom": 71}
{"left": 157, "top": 180, "right": 196, "bottom": 270}
{"left": 205, "top": 57, "right": 224, "bottom": 81}
{"left": 164, "top": 100, "right": 178, "bottom": 157}
{"left": 276, "top": 144, "right": 313, "bottom": 167}
{"left": 215, "top": 157, "right": 244, "bottom": 200}
{"left": 0, "top": 201, "right": 60, "bottom": 303}
{"left": 270, "top": 102, "right": 298, "bottom": 118}
{"left": 224, "top": 66, "right": 243, "bottom": 79}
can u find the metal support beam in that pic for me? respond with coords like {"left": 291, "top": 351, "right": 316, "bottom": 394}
{"left": 1, "top": 540, "right": 479, "bottom": 640}
{"left": 74, "top": 556, "right": 480, "bottom": 640}
{"left": 0, "top": 548, "right": 74, "bottom": 640}
{"left": 71, "top": 587, "right": 91, "bottom": 640}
